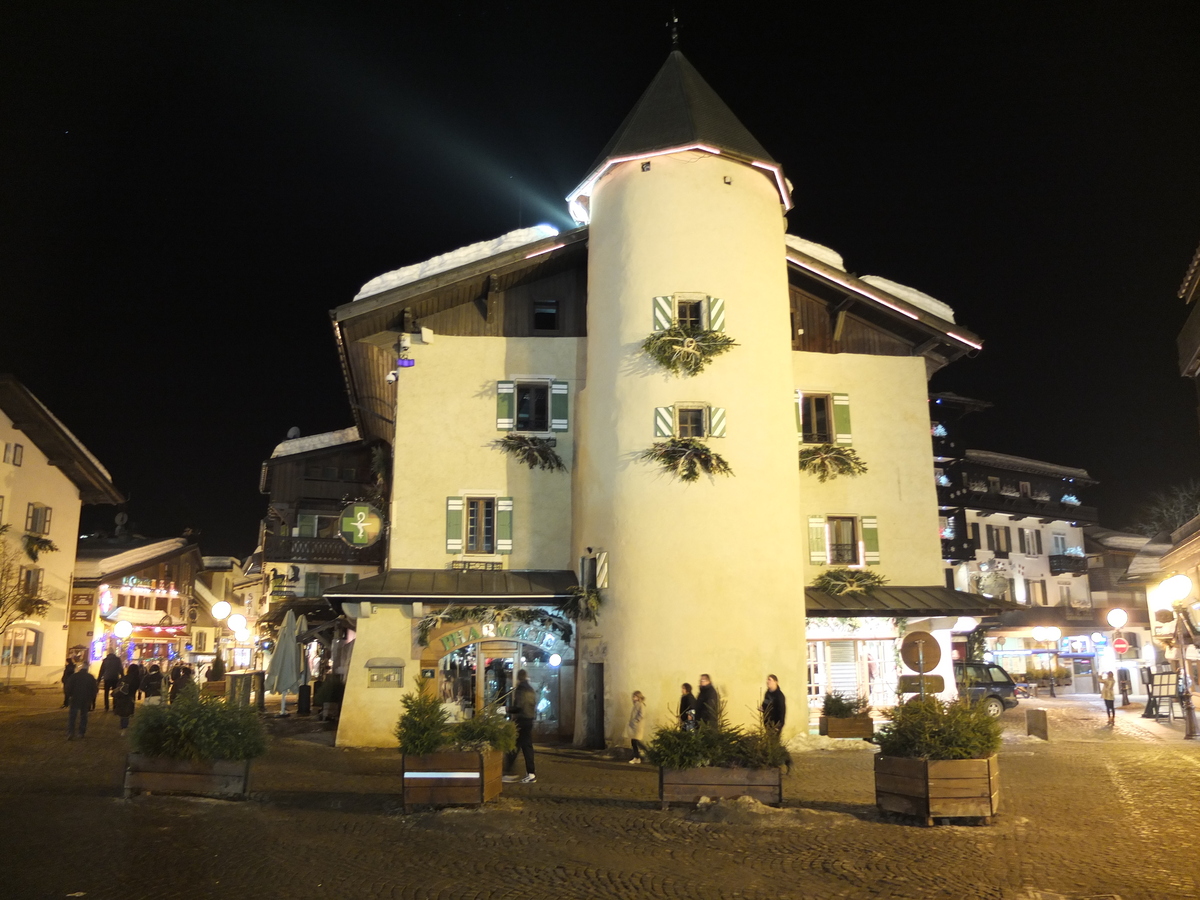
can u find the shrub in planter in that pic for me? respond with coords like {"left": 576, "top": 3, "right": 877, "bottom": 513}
{"left": 819, "top": 691, "right": 874, "bottom": 738}
{"left": 872, "top": 697, "right": 1003, "bottom": 825}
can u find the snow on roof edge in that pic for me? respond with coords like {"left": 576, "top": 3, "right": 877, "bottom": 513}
{"left": 270, "top": 426, "right": 362, "bottom": 459}
{"left": 965, "top": 449, "right": 1093, "bottom": 482}
{"left": 354, "top": 225, "right": 560, "bottom": 301}
{"left": 860, "top": 275, "right": 956, "bottom": 323}
{"left": 784, "top": 234, "right": 845, "bottom": 271}
{"left": 74, "top": 538, "right": 190, "bottom": 580}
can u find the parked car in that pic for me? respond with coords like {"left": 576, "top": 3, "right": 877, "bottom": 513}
{"left": 954, "top": 662, "right": 1020, "bottom": 717}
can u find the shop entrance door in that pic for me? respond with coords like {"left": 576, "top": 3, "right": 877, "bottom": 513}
{"left": 437, "top": 640, "right": 569, "bottom": 740}
{"left": 1071, "top": 656, "right": 1096, "bottom": 694}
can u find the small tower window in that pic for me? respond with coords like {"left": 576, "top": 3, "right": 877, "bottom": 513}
{"left": 675, "top": 299, "right": 703, "bottom": 329}
{"left": 676, "top": 407, "right": 706, "bottom": 438}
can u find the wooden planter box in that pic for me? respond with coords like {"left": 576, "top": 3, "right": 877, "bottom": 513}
{"left": 819, "top": 714, "right": 874, "bottom": 739}
{"left": 659, "top": 766, "right": 783, "bottom": 810}
{"left": 402, "top": 750, "right": 502, "bottom": 812}
{"left": 875, "top": 754, "right": 1000, "bottom": 826}
{"left": 124, "top": 754, "right": 251, "bottom": 799}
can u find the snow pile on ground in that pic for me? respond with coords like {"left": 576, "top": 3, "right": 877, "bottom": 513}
{"left": 688, "top": 795, "right": 852, "bottom": 827}
{"left": 860, "top": 275, "right": 956, "bottom": 323}
{"left": 355, "top": 225, "right": 560, "bottom": 300}
{"left": 784, "top": 234, "right": 846, "bottom": 271}
{"left": 788, "top": 733, "right": 876, "bottom": 753}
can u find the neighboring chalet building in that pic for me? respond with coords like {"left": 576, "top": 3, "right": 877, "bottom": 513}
{"left": 323, "top": 51, "right": 1005, "bottom": 748}
{"left": 0, "top": 375, "right": 123, "bottom": 683}
{"left": 256, "top": 427, "right": 384, "bottom": 622}
{"left": 196, "top": 555, "right": 265, "bottom": 672}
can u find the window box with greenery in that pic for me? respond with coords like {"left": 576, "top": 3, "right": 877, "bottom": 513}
{"left": 798, "top": 444, "right": 868, "bottom": 482}
{"left": 872, "top": 697, "right": 1003, "bottom": 826}
{"left": 396, "top": 679, "right": 516, "bottom": 812}
{"left": 124, "top": 686, "right": 267, "bottom": 799}
{"left": 818, "top": 691, "right": 874, "bottom": 739}
{"left": 642, "top": 294, "right": 736, "bottom": 376}
{"left": 646, "top": 708, "right": 789, "bottom": 810}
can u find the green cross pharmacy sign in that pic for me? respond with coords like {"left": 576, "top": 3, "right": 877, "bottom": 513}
{"left": 338, "top": 503, "right": 384, "bottom": 548}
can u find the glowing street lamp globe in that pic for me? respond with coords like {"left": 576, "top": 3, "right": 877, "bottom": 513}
{"left": 234, "top": 628, "right": 251, "bottom": 642}
{"left": 1106, "top": 608, "right": 1128, "bottom": 629}
{"left": 227, "top": 613, "right": 247, "bottom": 632}
{"left": 1044, "top": 626, "right": 1061, "bottom": 642}
{"left": 1161, "top": 574, "right": 1193, "bottom": 604}
{"left": 211, "top": 600, "right": 232, "bottom": 621}
{"left": 114, "top": 620, "right": 133, "bottom": 639}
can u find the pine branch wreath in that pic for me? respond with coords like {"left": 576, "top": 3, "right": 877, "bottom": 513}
{"left": 557, "top": 585, "right": 602, "bottom": 624}
{"left": 798, "top": 444, "right": 868, "bottom": 482}
{"left": 492, "top": 434, "right": 567, "bottom": 472}
{"left": 810, "top": 567, "right": 888, "bottom": 595}
{"left": 415, "top": 605, "right": 573, "bottom": 647}
{"left": 641, "top": 326, "right": 737, "bottom": 376}
{"left": 638, "top": 438, "right": 734, "bottom": 483}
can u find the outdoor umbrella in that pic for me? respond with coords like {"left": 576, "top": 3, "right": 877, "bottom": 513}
{"left": 265, "top": 609, "right": 304, "bottom": 716}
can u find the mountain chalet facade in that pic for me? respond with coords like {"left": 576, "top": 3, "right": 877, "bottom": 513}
{"left": 324, "top": 52, "right": 1003, "bottom": 748}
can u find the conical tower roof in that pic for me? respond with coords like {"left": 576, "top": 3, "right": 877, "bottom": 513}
{"left": 592, "top": 51, "right": 776, "bottom": 168}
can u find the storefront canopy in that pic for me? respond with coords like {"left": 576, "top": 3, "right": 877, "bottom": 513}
{"left": 322, "top": 568, "right": 578, "bottom": 611}
{"left": 806, "top": 586, "right": 1020, "bottom": 617}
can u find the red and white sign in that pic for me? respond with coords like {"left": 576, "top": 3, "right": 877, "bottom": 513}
{"left": 1113, "top": 637, "right": 1130, "bottom": 654}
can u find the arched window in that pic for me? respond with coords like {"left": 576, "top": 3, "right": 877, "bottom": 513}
{"left": 0, "top": 627, "right": 42, "bottom": 668}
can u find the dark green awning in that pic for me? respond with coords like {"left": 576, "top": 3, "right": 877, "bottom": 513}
{"left": 807, "top": 586, "right": 1020, "bottom": 618}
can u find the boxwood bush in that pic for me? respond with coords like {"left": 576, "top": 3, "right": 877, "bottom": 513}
{"left": 129, "top": 686, "right": 267, "bottom": 762}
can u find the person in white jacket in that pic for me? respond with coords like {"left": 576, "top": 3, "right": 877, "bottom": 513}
{"left": 626, "top": 691, "right": 647, "bottom": 763}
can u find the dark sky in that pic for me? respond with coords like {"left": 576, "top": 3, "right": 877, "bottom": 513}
{"left": 3, "top": 3, "right": 1199, "bottom": 556}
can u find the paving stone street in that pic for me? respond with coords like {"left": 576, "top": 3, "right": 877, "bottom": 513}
{"left": 3, "top": 686, "right": 1198, "bottom": 900}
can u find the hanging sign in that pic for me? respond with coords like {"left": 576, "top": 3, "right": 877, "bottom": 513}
{"left": 338, "top": 503, "right": 384, "bottom": 548}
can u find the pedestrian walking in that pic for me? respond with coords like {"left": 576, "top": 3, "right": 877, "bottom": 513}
{"left": 679, "top": 683, "right": 697, "bottom": 731}
{"left": 502, "top": 669, "right": 537, "bottom": 784}
{"left": 60, "top": 657, "right": 76, "bottom": 708}
{"left": 760, "top": 674, "right": 786, "bottom": 731}
{"left": 65, "top": 662, "right": 99, "bottom": 740}
{"left": 1100, "top": 670, "right": 1116, "bottom": 725}
{"left": 98, "top": 650, "right": 123, "bottom": 711}
{"left": 112, "top": 671, "right": 137, "bottom": 730}
{"left": 626, "top": 691, "right": 647, "bottom": 763}
{"left": 169, "top": 662, "right": 193, "bottom": 703}
{"left": 696, "top": 674, "right": 720, "bottom": 727}
{"left": 126, "top": 661, "right": 143, "bottom": 700}
{"left": 141, "top": 664, "right": 165, "bottom": 706}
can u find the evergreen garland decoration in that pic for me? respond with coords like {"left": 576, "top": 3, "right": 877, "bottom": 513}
{"left": 557, "top": 585, "right": 602, "bottom": 624}
{"left": 798, "top": 444, "right": 868, "bottom": 482}
{"left": 639, "top": 438, "right": 734, "bottom": 483}
{"left": 810, "top": 567, "right": 889, "bottom": 595}
{"left": 641, "top": 326, "right": 737, "bottom": 376}
{"left": 21, "top": 532, "right": 58, "bottom": 562}
{"left": 415, "top": 604, "right": 573, "bottom": 647}
{"left": 491, "top": 434, "right": 566, "bottom": 472}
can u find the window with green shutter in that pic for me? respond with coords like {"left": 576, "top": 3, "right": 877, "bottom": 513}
{"left": 832, "top": 393, "right": 852, "bottom": 445}
{"left": 657, "top": 405, "right": 725, "bottom": 438}
{"left": 655, "top": 406, "right": 675, "bottom": 437}
{"left": 808, "top": 515, "right": 828, "bottom": 565}
{"left": 445, "top": 497, "right": 464, "bottom": 553}
{"left": 651, "top": 294, "right": 726, "bottom": 332}
{"left": 861, "top": 516, "right": 880, "bottom": 565}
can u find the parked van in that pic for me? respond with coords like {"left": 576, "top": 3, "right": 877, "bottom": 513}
{"left": 954, "top": 661, "right": 1021, "bottom": 717}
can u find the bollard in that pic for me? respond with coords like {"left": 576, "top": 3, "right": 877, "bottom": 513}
{"left": 1026, "top": 707, "right": 1049, "bottom": 741}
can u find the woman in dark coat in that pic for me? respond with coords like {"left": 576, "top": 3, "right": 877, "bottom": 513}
{"left": 113, "top": 672, "right": 137, "bottom": 729}
{"left": 60, "top": 658, "right": 76, "bottom": 708}
{"left": 760, "top": 674, "right": 786, "bottom": 731}
{"left": 141, "top": 665, "right": 164, "bottom": 704}
{"left": 126, "top": 662, "right": 143, "bottom": 699}
{"left": 679, "top": 683, "right": 697, "bottom": 731}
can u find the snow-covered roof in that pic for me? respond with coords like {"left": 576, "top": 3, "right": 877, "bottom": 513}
{"left": 202, "top": 556, "right": 239, "bottom": 571}
{"left": 270, "top": 426, "right": 361, "bottom": 459}
{"left": 860, "top": 276, "right": 956, "bottom": 323}
{"left": 784, "top": 235, "right": 845, "bottom": 271}
{"left": 75, "top": 538, "right": 190, "bottom": 580}
{"left": 1084, "top": 526, "right": 1152, "bottom": 553}
{"left": 964, "top": 449, "right": 1094, "bottom": 483}
{"left": 1124, "top": 538, "right": 1171, "bottom": 582}
{"left": 354, "top": 225, "right": 560, "bottom": 301}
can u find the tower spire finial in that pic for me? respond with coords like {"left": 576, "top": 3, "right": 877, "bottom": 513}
{"left": 670, "top": 9, "right": 680, "bottom": 50}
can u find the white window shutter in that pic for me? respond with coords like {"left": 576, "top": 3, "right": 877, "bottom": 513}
{"left": 808, "top": 515, "right": 828, "bottom": 565}
{"left": 654, "top": 406, "right": 675, "bottom": 437}
{"left": 652, "top": 296, "right": 673, "bottom": 332}
{"left": 708, "top": 407, "right": 726, "bottom": 437}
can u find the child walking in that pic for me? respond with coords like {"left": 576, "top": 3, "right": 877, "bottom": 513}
{"left": 626, "top": 691, "right": 647, "bottom": 764}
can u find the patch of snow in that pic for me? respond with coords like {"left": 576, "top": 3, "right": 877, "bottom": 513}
{"left": 355, "top": 225, "right": 560, "bottom": 301}
{"left": 964, "top": 449, "right": 1093, "bottom": 482}
{"left": 270, "top": 426, "right": 360, "bottom": 459}
{"left": 74, "top": 538, "right": 190, "bottom": 580}
{"left": 784, "top": 234, "right": 846, "bottom": 271}
{"left": 860, "top": 275, "right": 956, "bottom": 323}
{"left": 788, "top": 733, "right": 876, "bottom": 753}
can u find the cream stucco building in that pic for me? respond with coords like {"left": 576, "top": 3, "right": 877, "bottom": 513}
{"left": 324, "top": 52, "right": 1004, "bottom": 748}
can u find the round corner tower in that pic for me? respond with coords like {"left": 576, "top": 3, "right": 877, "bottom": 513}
{"left": 570, "top": 51, "right": 809, "bottom": 742}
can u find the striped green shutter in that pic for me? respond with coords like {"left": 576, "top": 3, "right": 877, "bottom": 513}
{"left": 862, "top": 516, "right": 880, "bottom": 565}
{"left": 445, "top": 498, "right": 463, "bottom": 553}
{"left": 808, "top": 515, "right": 827, "bottom": 565}
{"left": 496, "top": 497, "right": 513, "bottom": 555}
{"left": 655, "top": 406, "right": 674, "bottom": 437}
{"left": 496, "top": 381, "right": 515, "bottom": 430}
{"left": 833, "top": 393, "right": 852, "bottom": 445}
{"left": 652, "top": 296, "right": 673, "bottom": 331}
{"left": 550, "top": 381, "right": 569, "bottom": 432}
{"left": 708, "top": 297, "right": 726, "bottom": 332}
{"left": 794, "top": 390, "right": 804, "bottom": 437}
{"left": 708, "top": 407, "right": 726, "bottom": 437}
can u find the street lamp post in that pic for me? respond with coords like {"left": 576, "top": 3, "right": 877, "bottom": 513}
{"left": 1107, "top": 608, "right": 1130, "bottom": 707}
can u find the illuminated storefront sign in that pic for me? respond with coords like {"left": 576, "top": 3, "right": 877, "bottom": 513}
{"left": 339, "top": 503, "right": 384, "bottom": 548}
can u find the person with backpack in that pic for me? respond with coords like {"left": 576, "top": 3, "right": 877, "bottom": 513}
{"left": 679, "top": 683, "right": 697, "bottom": 731}
{"left": 141, "top": 664, "right": 165, "bottom": 705}
{"left": 113, "top": 671, "right": 137, "bottom": 729}
{"left": 502, "top": 669, "right": 537, "bottom": 784}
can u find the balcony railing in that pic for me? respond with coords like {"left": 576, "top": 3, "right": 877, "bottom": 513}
{"left": 937, "top": 485, "right": 1098, "bottom": 524}
{"left": 264, "top": 535, "right": 385, "bottom": 565}
{"left": 1049, "top": 554, "right": 1088, "bottom": 576}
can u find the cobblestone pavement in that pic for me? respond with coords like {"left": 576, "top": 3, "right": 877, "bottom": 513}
{"left": 2, "top": 685, "right": 1199, "bottom": 900}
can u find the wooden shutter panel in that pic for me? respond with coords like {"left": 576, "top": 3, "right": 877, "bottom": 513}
{"left": 808, "top": 515, "right": 828, "bottom": 565}
{"left": 43, "top": 507, "right": 51, "bottom": 533}
{"left": 707, "top": 297, "right": 726, "bottom": 332}
{"left": 986, "top": 524, "right": 995, "bottom": 551}
{"left": 655, "top": 406, "right": 675, "bottom": 437}
{"left": 25, "top": 503, "right": 34, "bottom": 531}
{"left": 708, "top": 407, "right": 726, "bottom": 437}
{"left": 795, "top": 390, "right": 804, "bottom": 437}
{"left": 861, "top": 516, "right": 880, "bottom": 565}
{"left": 550, "top": 381, "right": 569, "bottom": 432}
{"left": 1035, "top": 530, "right": 1043, "bottom": 555}
{"left": 496, "top": 497, "right": 513, "bottom": 555}
{"left": 833, "top": 393, "right": 852, "bottom": 445}
{"left": 652, "top": 296, "right": 673, "bottom": 331}
{"left": 1018, "top": 529, "right": 1027, "bottom": 554}
{"left": 445, "top": 498, "right": 464, "bottom": 553}
{"left": 496, "top": 381, "right": 515, "bottom": 430}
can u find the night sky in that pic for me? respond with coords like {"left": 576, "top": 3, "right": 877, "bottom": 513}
{"left": 3, "top": 3, "right": 1199, "bottom": 556}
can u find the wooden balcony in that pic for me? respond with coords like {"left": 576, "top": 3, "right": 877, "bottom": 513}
{"left": 264, "top": 535, "right": 385, "bottom": 565}
{"left": 938, "top": 485, "right": 1097, "bottom": 525}
{"left": 1049, "top": 555, "right": 1088, "bottom": 576}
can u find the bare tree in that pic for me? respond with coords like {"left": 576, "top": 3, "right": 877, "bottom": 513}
{"left": 1127, "top": 479, "right": 1200, "bottom": 537}
{"left": 0, "top": 523, "right": 56, "bottom": 638}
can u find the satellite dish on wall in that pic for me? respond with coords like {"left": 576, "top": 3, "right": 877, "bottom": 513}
{"left": 287, "top": 427, "right": 301, "bottom": 439}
